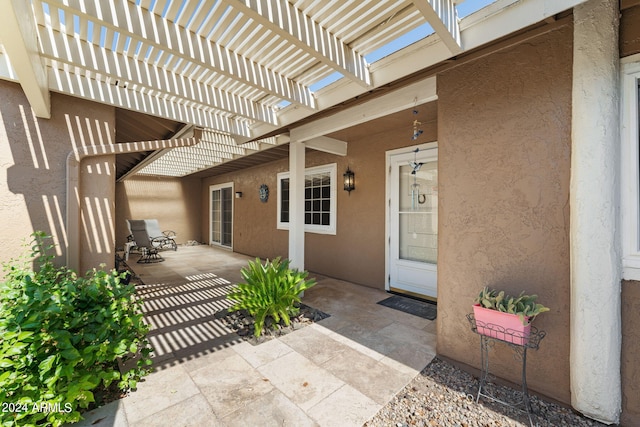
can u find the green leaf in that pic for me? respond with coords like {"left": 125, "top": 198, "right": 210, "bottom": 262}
{"left": 60, "top": 347, "right": 81, "bottom": 360}
{"left": 39, "top": 354, "right": 57, "bottom": 373}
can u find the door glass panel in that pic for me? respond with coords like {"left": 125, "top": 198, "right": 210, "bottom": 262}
{"left": 398, "top": 161, "right": 438, "bottom": 263}
{"left": 211, "top": 190, "right": 221, "bottom": 244}
{"left": 221, "top": 187, "right": 233, "bottom": 247}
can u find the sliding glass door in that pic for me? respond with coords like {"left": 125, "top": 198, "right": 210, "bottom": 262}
{"left": 210, "top": 183, "right": 233, "bottom": 248}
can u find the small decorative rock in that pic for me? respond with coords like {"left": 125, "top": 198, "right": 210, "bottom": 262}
{"left": 365, "top": 358, "right": 606, "bottom": 427}
{"left": 215, "top": 304, "right": 330, "bottom": 346}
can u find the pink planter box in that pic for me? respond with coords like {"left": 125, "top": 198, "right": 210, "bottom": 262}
{"left": 472, "top": 304, "right": 531, "bottom": 346}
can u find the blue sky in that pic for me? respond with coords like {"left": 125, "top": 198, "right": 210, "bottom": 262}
{"left": 307, "top": 0, "right": 496, "bottom": 93}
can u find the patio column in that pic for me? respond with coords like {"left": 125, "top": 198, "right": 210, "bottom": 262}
{"left": 288, "top": 140, "right": 305, "bottom": 270}
{"left": 570, "top": 0, "right": 621, "bottom": 424}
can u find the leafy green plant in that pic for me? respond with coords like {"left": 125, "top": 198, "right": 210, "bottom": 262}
{"left": 0, "top": 232, "right": 152, "bottom": 427}
{"left": 227, "top": 257, "right": 316, "bottom": 337}
{"left": 475, "top": 287, "right": 550, "bottom": 325}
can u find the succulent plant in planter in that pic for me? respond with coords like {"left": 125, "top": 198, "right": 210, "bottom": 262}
{"left": 475, "top": 287, "right": 550, "bottom": 324}
{"left": 473, "top": 287, "right": 550, "bottom": 345}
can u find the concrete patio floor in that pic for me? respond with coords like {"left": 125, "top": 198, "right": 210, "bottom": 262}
{"left": 75, "top": 245, "right": 437, "bottom": 427}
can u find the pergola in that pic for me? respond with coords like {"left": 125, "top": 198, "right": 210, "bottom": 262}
{"left": 0, "top": 0, "right": 585, "bottom": 178}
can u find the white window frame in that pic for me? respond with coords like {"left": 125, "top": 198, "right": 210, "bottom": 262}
{"left": 621, "top": 55, "right": 640, "bottom": 280}
{"left": 277, "top": 163, "right": 337, "bottom": 235}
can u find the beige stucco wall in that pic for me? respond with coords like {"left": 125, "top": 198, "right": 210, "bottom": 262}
{"left": 115, "top": 175, "right": 202, "bottom": 248}
{"left": 79, "top": 154, "right": 116, "bottom": 273}
{"left": 436, "top": 25, "right": 573, "bottom": 404}
{"left": 202, "top": 159, "right": 289, "bottom": 260}
{"left": 0, "top": 80, "right": 116, "bottom": 271}
{"left": 202, "top": 119, "right": 437, "bottom": 288}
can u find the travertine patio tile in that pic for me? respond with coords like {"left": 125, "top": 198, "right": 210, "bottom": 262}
{"left": 190, "top": 351, "right": 274, "bottom": 418}
{"left": 122, "top": 364, "right": 200, "bottom": 423}
{"left": 423, "top": 319, "right": 437, "bottom": 334}
{"left": 312, "top": 324, "right": 386, "bottom": 361}
{"left": 117, "top": 247, "right": 440, "bottom": 427}
{"left": 72, "top": 400, "right": 128, "bottom": 427}
{"left": 221, "top": 389, "right": 317, "bottom": 427}
{"left": 320, "top": 345, "right": 415, "bottom": 405}
{"left": 180, "top": 344, "right": 238, "bottom": 373}
{"left": 232, "top": 338, "right": 294, "bottom": 368}
{"left": 257, "top": 351, "right": 345, "bottom": 411}
{"left": 377, "top": 321, "right": 436, "bottom": 346}
{"left": 130, "top": 394, "right": 222, "bottom": 427}
{"left": 381, "top": 343, "right": 436, "bottom": 373}
{"left": 378, "top": 304, "right": 434, "bottom": 330}
{"left": 307, "top": 384, "right": 380, "bottom": 427}
{"left": 331, "top": 324, "right": 401, "bottom": 357}
{"left": 279, "top": 325, "right": 351, "bottom": 365}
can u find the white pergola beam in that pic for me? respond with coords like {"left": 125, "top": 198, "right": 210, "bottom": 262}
{"left": 413, "top": 0, "right": 462, "bottom": 55}
{"left": 37, "top": 29, "right": 277, "bottom": 125}
{"left": 0, "top": 0, "right": 50, "bottom": 118}
{"left": 291, "top": 77, "right": 437, "bottom": 143}
{"left": 305, "top": 136, "right": 347, "bottom": 156}
{"left": 46, "top": 0, "right": 316, "bottom": 110}
{"left": 253, "top": 0, "right": 586, "bottom": 141}
{"left": 231, "top": 0, "right": 371, "bottom": 88}
{"left": 48, "top": 66, "right": 251, "bottom": 137}
{"left": 460, "top": 0, "right": 589, "bottom": 51}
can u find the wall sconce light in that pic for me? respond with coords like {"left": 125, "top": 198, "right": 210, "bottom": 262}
{"left": 235, "top": 191, "right": 243, "bottom": 199}
{"left": 343, "top": 167, "right": 355, "bottom": 194}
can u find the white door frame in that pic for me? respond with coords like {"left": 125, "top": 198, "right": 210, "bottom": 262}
{"left": 385, "top": 142, "right": 438, "bottom": 299}
{"left": 209, "top": 182, "right": 234, "bottom": 249}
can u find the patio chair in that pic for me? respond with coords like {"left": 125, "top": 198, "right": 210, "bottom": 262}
{"left": 128, "top": 219, "right": 165, "bottom": 263}
{"left": 126, "top": 219, "right": 178, "bottom": 253}
{"left": 144, "top": 219, "right": 178, "bottom": 251}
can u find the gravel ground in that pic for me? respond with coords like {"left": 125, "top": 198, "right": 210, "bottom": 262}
{"left": 365, "top": 357, "right": 607, "bottom": 427}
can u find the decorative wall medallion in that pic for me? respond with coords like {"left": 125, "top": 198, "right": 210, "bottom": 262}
{"left": 259, "top": 184, "right": 269, "bottom": 203}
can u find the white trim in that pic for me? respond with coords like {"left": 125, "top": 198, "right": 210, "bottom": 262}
{"left": 209, "top": 182, "right": 234, "bottom": 250}
{"left": 385, "top": 142, "right": 438, "bottom": 294}
{"left": 621, "top": 60, "right": 640, "bottom": 280}
{"left": 277, "top": 163, "right": 337, "bottom": 235}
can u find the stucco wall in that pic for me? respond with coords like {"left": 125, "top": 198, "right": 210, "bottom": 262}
{"left": 79, "top": 154, "right": 116, "bottom": 273}
{"left": 0, "top": 80, "right": 115, "bottom": 270}
{"left": 115, "top": 175, "right": 202, "bottom": 248}
{"left": 436, "top": 25, "right": 573, "bottom": 403}
{"left": 201, "top": 117, "right": 437, "bottom": 288}
{"left": 203, "top": 159, "right": 289, "bottom": 260}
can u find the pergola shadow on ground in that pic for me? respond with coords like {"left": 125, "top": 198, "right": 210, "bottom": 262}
{"left": 128, "top": 248, "right": 247, "bottom": 370}
{"left": 77, "top": 245, "right": 436, "bottom": 426}
{"left": 126, "top": 245, "right": 437, "bottom": 373}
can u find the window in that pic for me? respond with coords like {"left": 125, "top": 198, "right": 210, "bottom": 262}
{"left": 277, "top": 164, "right": 337, "bottom": 234}
{"left": 622, "top": 57, "right": 640, "bottom": 280}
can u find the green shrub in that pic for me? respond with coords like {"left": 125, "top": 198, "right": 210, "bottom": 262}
{"left": 227, "top": 257, "right": 316, "bottom": 337}
{"left": 0, "top": 233, "right": 152, "bottom": 427}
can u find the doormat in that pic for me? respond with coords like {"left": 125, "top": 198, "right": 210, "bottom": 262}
{"left": 377, "top": 295, "right": 437, "bottom": 320}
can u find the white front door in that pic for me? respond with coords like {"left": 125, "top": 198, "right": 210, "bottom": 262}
{"left": 387, "top": 144, "right": 438, "bottom": 300}
{"left": 210, "top": 183, "right": 233, "bottom": 248}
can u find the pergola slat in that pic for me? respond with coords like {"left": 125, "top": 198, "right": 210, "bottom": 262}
{"left": 48, "top": 64, "right": 251, "bottom": 136}
{"left": 231, "top": 0, "right": 370, "bottom": 87}
{"left": 47, "top": 0, "right": 316, "bottom": 110}
{"left": 413, "top": 0, "right": 461, "bottom": 54}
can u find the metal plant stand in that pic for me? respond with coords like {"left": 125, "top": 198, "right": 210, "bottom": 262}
{"left": 466, "top": 313, "right": 546, "bottom": 427}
